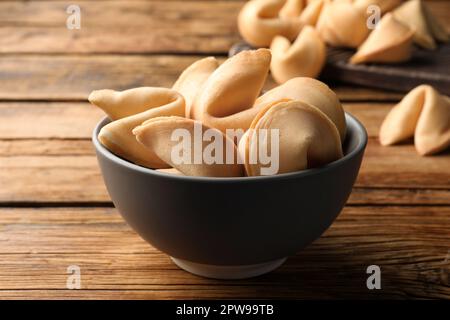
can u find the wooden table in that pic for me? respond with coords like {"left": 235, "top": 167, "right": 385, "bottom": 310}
{"left": 0, "top": 0, "right": 449, "bottom": 300}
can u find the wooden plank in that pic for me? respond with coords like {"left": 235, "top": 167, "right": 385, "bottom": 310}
{"left": 358, "top": 139, "right": 450, "bottom": 188}
{"left": 0, "top": 102, "right": 104, "bottom": 139}
{"left": 344, "top": 103, "right": 391, "bottom": 137}
{"left": 2, "top": 138, "right": 449, "bottom": 204}
{"left": 0, "top": 55, "right": 199, "bottom": 101}
{"left": 0, "top": 139, "right": 94, "bottom": 157}
{"left": 348, "top": 188, "right": 450, "bottom": 205}
{"left": 0, "top": 206, "right": 448, "bottom": 299}
{"left": 1, "top": 0, "right": 447, "bottom": 301}
{"left": 0, "top": 102, "right": 392, "bottom": 139}
{"left": 0, "top": 0, "right": 241, "bottom": 54}
{"left": 0, "top": 155, "right": 105, "bottom": 202}
{"left": 0, "top": 101, "right": 449, "bottom": 203}
{"left": 0, "top": 1, "right": 447, "bottom": 54}
{"left": 0, "top": 139, "right": 449, "bottom": 204}
{"left": 0, "top": 102, "right": 390, "bottom": 139}
{"left": 0, "top": 55, "right": 403, "bottom": 102}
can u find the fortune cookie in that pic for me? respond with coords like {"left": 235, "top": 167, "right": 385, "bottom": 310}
{"left": 239, "top": 100, "right": 343, "bottom": 176}
{"left": 353, "top": 0, "right": 402, "bottom": 14}
{"left": 192, "top": 49, "right": 271, "bottom": 133}
{"left": 134, "top": 117, "right": 244, "bottom": 177}
{"left": 281, "top": 0, "right": 326, "bottom": 27}
{"left": 379, "top": 85, "right": 450, "bottom": 156}
{"left": 393, "top": 0, "right": 449, "bottom": 50}
{"left": 279, "top": 0, "right": 307, "bottom": 19}
{"left": 316, "top": 1, "right": 370, "bottom": 48}
{"left": 298, "top": 0, "right": 326, "bottom": 26}
{"left": 350, "top": 13, "right": 414, "bottom": 64}
{"left": 89, "top": 87, "right": 184, "bottom": 121}
{"left": 270, "top": 25, "right": 326, "bottom": 83}
{"left": 172, "top": 57, "right": 219, "bottom": 119}
{"left": 96, "top": 88, "right": 185, "bottom": 168}
{"left": 255, "top": 77, "right": 347, "bottom": 141}
{"left": 238, "top": 0, "right": 303, "bottom": 47}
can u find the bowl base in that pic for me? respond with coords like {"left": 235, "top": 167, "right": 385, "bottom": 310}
{"left": 170, "top": 257, "right": 287, "bottom": 279}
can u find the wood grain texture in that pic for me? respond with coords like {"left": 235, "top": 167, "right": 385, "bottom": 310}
{"left": 1, "top": 137, "right": 449, "bottom": 204}
{"left": 0, "top": 1, "right": 241, "bottom": 54}
{"left": 0, "top": 102, "right": 393, "bottom": 139}
{"left": 2, "top": 139, "right": 448, "bottom": 203}
{"left": 0, "top": 102, "right": 104, "bottom": 139}
{"left": 0, "top": 1, "right": 447, "bottom": 54}
{"left": 0, "top": 55, "right": 404, "bottom": 101}
{"left": 0, "top": 206, "right": 448, "bottom": 299}
{"left": 1, "top": 0, "right": 449, "bottom": 300}
{"left": 0, "top": 102, "right": 449, "bottom": 204}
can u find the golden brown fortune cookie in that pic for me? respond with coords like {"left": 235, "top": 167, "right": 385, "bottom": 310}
{"left": 316, "top": 1, "right": 370, "bottom": 48}
{"left": 89, "top": 87, "right": 183, "bottom": 121}
{"left": 379, "top": 85, "right": 450, "bottom": 156}
{"left": 298, "top": 0, "right": 326, "bottom": 26}
{"left": 350, "top": 13, "right": 414, "bottom": 64}
{"left": 172, "top": 57, "right": 219, "bottom": 119}
{"left": 255, "top": 77, "right": 347, "bottom": 141}
{"left": 134, "top": 117, "right": 244, "bottom": 177}
{"left": 353, "top": 0, "right": 402, "bottom": 14}
{"left": 238, "top": 0, "right": 303, "bottom": 47}
{"left": 279, "top": 0, "right": 307, "bottom": 19}
{"left": 96, "top": 88, "right": 185, "bottom": 168}
{"left": 192, "top": 49, "right": 271, "bottom": 133}
{"left": 392, "top": 0, "right": 449, "bottom": 50}
{"left": 270, "top": 25, "right": 326, "bottom": 83}
{"left": 280, "top": 0, "right": 324, "bottom": 21}
{"left": 239, "top": 100, "right": 343, "bottom": 176}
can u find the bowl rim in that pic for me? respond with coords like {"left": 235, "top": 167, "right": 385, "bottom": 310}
{"left": 92, "top": 112, "right": 368, "bottom": 183}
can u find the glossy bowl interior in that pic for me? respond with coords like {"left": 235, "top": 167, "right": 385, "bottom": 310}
{"left": 93, "top": 113, "right": 367, "bottom": 270}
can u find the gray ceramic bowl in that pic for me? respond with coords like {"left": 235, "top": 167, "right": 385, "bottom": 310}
{"left": 93, "top": 113, "right": 367, "bottom": 279}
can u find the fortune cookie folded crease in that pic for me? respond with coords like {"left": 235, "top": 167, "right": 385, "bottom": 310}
{"left": 172, "top": 57, "right": 219, "bottom": 119}
{"left": 298, "top": 0, "right": 326, "bottom": 27}
{"left": 89, "top": 87, "right": 183, "bottom": 121}
{"left": 392, "top": 0, "right": 449, "bottom": 50}
{"left": 350, "top": 13, "right": 414, "bottom": 64}
{"left": 92, "top": 88, "right": 185, "bottom": 168}
{"left": 279, "top": 0, "right": 306, "bottom": 19}
{"left": 239, "top": 100, "right": 343, "bottom": 176}
{"left": 379, "top": 85, "right": 450, "bottom": 156}
{"left": 316, "top": 1, "right": 370, "bottom": 48}
{"left": 270, "top": 25, "right": 326, "bottom": 83}
{"left": 192, "top": 48, "right": 272, "bottom": 133}
{"left": 238, "top": 0, "right": 303, "bottom": 47}
{"left": 255, "top": 77, "right": 347, "bottom": 141}
{"left": 133, "top": 117, "right": 244, "bottom": 177}
{"left": 90, "top": 49, "right": 348, "bottom": 177}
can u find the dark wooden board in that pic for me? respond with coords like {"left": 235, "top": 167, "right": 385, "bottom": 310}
{"left": 229, "top": 42, "right": 450, "bottom": 95}
{"left": 324, "top": 44, "right": 450, "bottom": 96}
